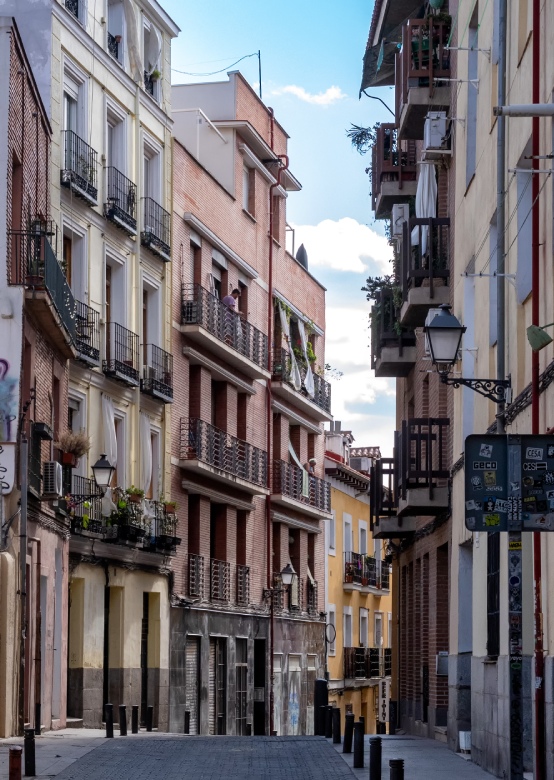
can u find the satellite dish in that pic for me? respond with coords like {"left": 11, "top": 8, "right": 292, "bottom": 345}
{"left": 296, "top": 243, "right": 308, "bottom": 269}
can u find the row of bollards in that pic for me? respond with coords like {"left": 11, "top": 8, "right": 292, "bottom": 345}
{"left": 104, "top": 704, "right": 154, "bottom": 738}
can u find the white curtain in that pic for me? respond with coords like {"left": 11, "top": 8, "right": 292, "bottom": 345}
{"left": 297, "top": 320, "right": 315, "bottom": 399}
{"left": 101, "top": 394, "right": 117, "bottom": 468}
{"left": 145, "top": 24, "right": 162, "bottom": 75}
{"left": 140, "top": 413, "right": 152, "bottom": 495}
{"left": 411, "top": 162, "right": 437, "bottom": 254}
{"left": 123, "top": 0, "right": 143, "bottom": 84}
{"left": 288, "top": 440, "right": 309, "bottom": 498}
{"left": 278, "top": 302, "right": 301, "bottom": 391}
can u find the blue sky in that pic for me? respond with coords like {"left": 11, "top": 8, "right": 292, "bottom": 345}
{"left": 164, "top": 0, "right": 397, "bottom": 452}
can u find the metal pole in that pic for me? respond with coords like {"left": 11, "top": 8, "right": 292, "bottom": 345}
{"left": 332, "top": 706, "right": 341, "bottom": 743}
{"left": 9, "top": 746, "right": 22, "bottom": 780}
{"left": 131, "top": 705, "right": 138, "bottom": 734}
{"left": 370, "top": 736, "right": 382, "bottom": 780}
{"left": 353, "top": 720, "right": 364, "bottom": 768}
{"left": 269, "top": 590, "right": 274, "bottom": 735}
{"left": 24, "top": 728, "right": 35, "bottom": 777}
{"left": 119, "top": 705, "right": 127, "bottom": 736}
{"left": 18, "top": 438, "right": 28, "bottom": 736}
{"left": 105, "top": 703, "right": 114, "bottom": 738}
{"left": 146, "top": 705, "right": 153, "bottom": 732}
{"left": 343, "top": 712, "right": 354, "bottom": 753}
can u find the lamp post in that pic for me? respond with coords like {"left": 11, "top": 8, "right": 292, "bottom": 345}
{"left": 263, "top": 562, "right": 295, "bottom": 735}
{"left": 424, "top": 305, "right": 512, "bottom": 404}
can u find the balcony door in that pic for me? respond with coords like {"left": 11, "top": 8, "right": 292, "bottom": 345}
{"left": 209, "top": 637, "right": 226, "bottom": 735}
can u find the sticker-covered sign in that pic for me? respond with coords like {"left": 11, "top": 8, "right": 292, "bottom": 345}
{"left": 465, "top": 435, "right": 509, "bottom": 531}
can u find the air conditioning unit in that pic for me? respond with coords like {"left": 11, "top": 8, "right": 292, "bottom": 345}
{"left": 42, "top": 461, "right": 64, "bottom": 499}
{"left": 391, "top": 203, "right": 410, "bottom": 239}
{"left": 350, "top": 456, "right": 372, "bottom": 474}
{"left": 424, "top": 308, "right": 443, "bottom": 356}
{"left": 424, "top": 112, "right": 447, "bottom": 150}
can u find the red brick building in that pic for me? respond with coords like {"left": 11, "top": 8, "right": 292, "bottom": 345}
{"left": 0, "top": 18, "right": 74, "bottom": 735}
{"left": 169, "top": 72, "right": 332, "bottom": 735}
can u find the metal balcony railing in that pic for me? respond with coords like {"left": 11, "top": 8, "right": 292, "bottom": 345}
{"left": 75, "top": 300, "right": 100, "bottom": 366}
{"left": 141, "top": 198, "right": 170, "bottom": 261}
{"left": 141, "top": 344, "right": 173, "bottom": 403}
{"left": 107, "top": 32, "right": 119, "bottom": 60}
{"left": 182, "top": 284, "right": 268, "bottom": 369}
{"left": 371, "top": 124, "right": 417, "bottom": 213}
{"left": 306, "top": 579, "right": 318, "bottom": 615}
{"left": 381, "top": 561, "right": 390, "bottom": 591}
{"left": 370, "top": 456, "right": 397, "bottom": 528}
{"left": 236, "top": 565, "right": 250, "bottom": 605}
{"left": 384, "top": 648, "right": 392, "bottom": 677}
{"left": 103, "top": 321, "right": 140, "bottom": 386}
{"left": 400, "top": 218, "right": 450, "bottom": 302}
{"left": 396, "top": 417, "right": 450, "bottom": 501}
{"left": 272, "top": 460, "right": 331, "bottom": 513}
{"left": 210, "top": 558, "right": 230, "bottom": 602}
{"left": 64, "top": 0, "right": 78, "bottom": 17}
{"left": 188, "top": 553, "right": 204, "bottom": 598}
{"left": 396, "top": 18, "right": 451, "bottom": 123}
{"left": 272, "top": 348, "right": 331, "bottom": 414}
{"left": 61, "top": 130, "right": 98, "bottom": 205}
{"left": 370, "top": 288, "right": 415, "bottom": 369}
{"left": 8, "top": 229, "right": 76, "bottom": 343}
{"left": 70, "top": 475, "right": 103, "bottom": 532}
{"left": 104, "top": 167, "right": 137, "bottom": 235}
{"left": 344, "top": 552, "right": 385, "bottom": 588}
{"left": 181, "top": 418, "right": 268, "bottom": 488}
{"left": 344, "top": 647, "right": 387, "bottom": 679}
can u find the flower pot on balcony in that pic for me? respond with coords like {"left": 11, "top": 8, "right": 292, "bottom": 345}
{"left": 128, "top": 494, "right": 142, "bottom": 504}
{"left": 25, "top": 274, "right": 44, "bottom": 288}
{"left": 361, "top": 577, "right": 369, "bottom": 586}
{"left": 61, "top": 452, "right": 78, "bottom": 468}
{"left": 345, "top": 574, "right": 354, "bottom": 583}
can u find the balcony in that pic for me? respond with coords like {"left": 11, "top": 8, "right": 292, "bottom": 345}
{"left": 343, "top": 552, "right": 389, "bottom": 592}
{"left": 75, "top": 300, "right": 100, "bottom": 367}
{"left": 344, "top": 647, "right": 391, "bottom": 681}
{"left": 104, "top": 167, "right": 137, "bottom": 236}
{"left": 61, "top": 131, "right": 98, "bottom": 206}
{"left": 210, "top": 558, "right": 231, "bottom": 602}
{"left": 103, "top": 322, "right": 140, "bottom": 387}
{"left": 370, "top": 456, "right": 416, "bottom": 539}
{"left": 306, "top": 579, "right": 318, "bottom": 616}
{"left": 371, "top": 124, "right": 417, "bottom": 219}
{"left": 396, "top": 18, "right": 451, "bottom": 140}
{"left": 69, "top": 475, "right": 103, "bottom": 537}
{"left": 141, "top": 344, "right": 173, "bottom": 403}
{"left": 399, "top": 217, "right": 451, "bottom": 327}
{"left": 236, "top": 564, "right": 250, "bottom": 605}
{"left": 272, "top": 349, "right": 332, "bottom": 422}
{"left": 180, "top": 417, "right": 269, "bottom": 495}
{"left": 144, "top": 71, "right": 156, "bottom": 97}
{"left": 181, "top": 284, "right": 269, "bottom": 381}
{"left": 8, "top": 229, "right": 76, "bottom": 358}
{"left": 141, "top": 198, "right": 170, "bottom": 261}
{"left": 64, "top": 0, "right": 78, "bottom": 17}
{"left": 107, "top": 32, "right": 119, "bottom": 61}
{"left": 370, "top": 288, "right": 416, "bottom": 378}
{"left": 188, "top": 553, "right": 204, "bottom": 598}
{"left": 396, "top": 418, "right": 450, "bottom": 516}
{"left": 271, "top": 459, "right": 332, "bottom": 519}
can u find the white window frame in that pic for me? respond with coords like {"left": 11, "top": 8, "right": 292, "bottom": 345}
{"left": 68, "top": 389, "right": 87, "bottom": 478}
{"left": 106, "top": 98, "right": 127, "bottom": 174}
{"left": 141, "top": 272, "right": 162, "bottom": 349}
{"left": 107, "top": 0, "right": 125, "bottom": 66}
{"left": 149, "top": 423, "right": 161, "bottom": 500}
{"left": 142, "top": 15, "right": 161, "bottom": 101}
{"left": 374, "top": 612, "right": 383, "bottom": 648}
{"left": 343, "top": 606, "right": 353, "bottom": 649}
{"left": 62, "top": 217, "right": 88, "bottom": 302}
{"left": 142, "top": 133, "right": 163, "bottom": 204}
{"left": 114, "top": 410, "right": 127, "bottom": 488}
{"left": 328, "top": 606, "right": 336, "bottom": 656}
{"left": 104, "top": 248, "right": 127, "bottom": 325}
{"left": 63, "top": 57, "right": 88, "bottom": 137}
{"left": 343, "top": 513, "right": 352, "bottom": 554}
{"left": 359, "top": 608, "right": 368, "bottom": 648}
{"left": 359, "top": 520, "right": 367, "bottom": 555}
{"left": 328, "top": 510, "right": 336, "bottom": 555}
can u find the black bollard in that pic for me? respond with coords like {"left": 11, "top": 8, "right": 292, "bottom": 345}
{"left": 325, "top": 705, "right": 333, "bottom": 738}
{"left": 342, "top": 712, "right": 354, "bottom": 753}
{"left": 119, "top": 705, "right": 127, "bottom": 736}
{"left": 105, "top": 703, "right": 114, "bottom": 738}
{"left": 319, "top": 705, "right": 328, "bottom": 737}
{"left": 314, "top": 679, "right": 329, "bottom": 736}
{"left": 359, "top": 715, "right": 365, "bottom": 733}
{"left": 389, "top": 759, "right": 404, "bottom": 780}
{"left": 353, "top": 720, "right": 364, "bottom": 768}
{"left": 24, "top": 728, "right": 35, "bottom": 777}
{"left": 146, "top": 705, "right": 154, "bottom": 732}
{"left": 332, "top": 707, "right": 341, "bottom": 744}
{"left": 184, "top": 710, "right": 190, "bottom": 734}
{"left": 369, "top": 736, "right": 382, "bottom": 780}
{"left": 131, "top": 705, "right": 139, "bottom": 734}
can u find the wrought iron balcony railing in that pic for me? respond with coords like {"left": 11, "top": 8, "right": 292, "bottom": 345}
{"left": 70, "top": 475, "right": 103, "bottom": 533}
{"left": 61, "top": 131, "right": 98, "bottom": 205}
{"left": 188, "top": 553, "right": 204, "bottom": 598}
{"left": 272, "top": 459, "right": 331, "bottom": 513}
{"left": 344, "top": 647, "right": 389, "bottom": 680}
{"left": 107, "top": 32, "right": 119, "bottom": 60}
{"left": 306, "top": 579, "right": 318, "bottom": 616}
{"left": 370, "top": 124, "right": 417, "bottom": 216}
{"left": 344, "top": 552, "right": 386, "bottom": 588}
{"left": 141, "top": 344, "right": 173, "bottom": 403}
{"left": 104, "top": 167, "right": 137, "bottom": 235}
{"left": 75, "top": 299, "right": 100, "bottom": 366}
{"left": 370, "top": 288, "right": 416, "bottom": 369}
{"left": 182, "top": 284, "right": 268, "bottom": 369}
{"left": 181, "top": 417, "right": 268, "bottom": 488}
{"left": 381, "top": 561, "right": 390, "bottom": 591}
{"left": 64, "top": 0, "right": 79, "bottom": 17}
{"left": 8, "top": 229, "right": 76, "bottom": 343}
{"left": 396, "top": 417, "right": 450, "bottom": 501}
{"left": 141, "top": 198, "right": 170, "bottom": 261}
{"left": 236, "top": 564, "right": 250, "bottom": 605}
{"left": 370, "top": 456, "right": 397, "bottom": 528}
{"left": 272, "top": 348, "right": 331, "bottom": 414}
{"left": 103, "top": 321, "right": 140, "bottom": 386}
{"left": 210, "top": 558, "right": 230, "bottom": 602}
{"left": 400, "top": 217, "right": 450, "bottom": 302}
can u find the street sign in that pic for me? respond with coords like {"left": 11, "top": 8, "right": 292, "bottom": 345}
{"left": 465, "top": 434, "right": 554, "bottom": 531}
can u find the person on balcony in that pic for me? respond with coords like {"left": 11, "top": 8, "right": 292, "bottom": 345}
{"left": 222, "top": 288, "right": 241, "bottom": 345}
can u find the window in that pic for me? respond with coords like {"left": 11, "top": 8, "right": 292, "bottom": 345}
{"left": 359, "top": 522, "right": 367, "bottom": 555}
{"left": 465, "top": 8, "right": 479, "bottom": 187}
{"left": 68, "top": 393, "right": 87, "bottom": 477}
{"left": 343, "top": 610, "right": 352, "bottom": 648}
{"left": 143, "top": 138, "right": 161, "bottom": 202}
{"left": 374, "top": 613, "right": 383, "bottom": 648}
{"left": 142, "top": 275, "right": 161, "bottom": 352}
{"left": 462, "top": 265, "right": 476, "bottom": 443}
{"left": 143, "top": 19, "right": 162, "bottom": 100}
{"left": 328, "top": 607, "right": 336, "bottom": 655}
{"left": 106, "top": 103, "right": 126, "bottom": 173}
{"left": 516, "top": 151, "right": 532, "bottom": 303}
{"left": 62, "top": 222, "right": 87, "bottom": 302}
{"left": 271, "top": 195, "right": 281, "bottom": 242}
{"left": 343, "top": 514, "right": 352, "bottom": 554}
{"left": 107, "top": 0, "right": 124, "bottom": 64}
{"left": 63, "top": 63, "right": 86, "bottom": 137}
{"left": 113, "top": 414, "right": 126, "bottom": 487}
{"left": 359, "top": 609, "right": 368, "bottom": 648}
{"left": 243, "top": 167, "right": 255, "bottom": 216}
{"left": 328, "top": 511, "right": 336, "bottom": 553}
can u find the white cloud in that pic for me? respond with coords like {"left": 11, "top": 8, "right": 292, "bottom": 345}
{"left": 271, "top": 84, "right": 347, "bottom": 106}
{"left": 291, "top": 217, "right": 392, "bottom": 274}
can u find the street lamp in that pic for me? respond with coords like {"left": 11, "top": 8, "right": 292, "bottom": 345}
{"left": 424, "top": 305, "right": 512, "bottom": 404}
{"left": 91, "top": 453, "right": 115, "bottom": 494}
{"left": 527, "top": 322, "right": 554, "bottom": 352}
{"left": 263, "top": 562, "right": 296, "bottom": 736}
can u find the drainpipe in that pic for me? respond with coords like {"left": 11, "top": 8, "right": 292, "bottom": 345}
{"left": 18, "top": 437, "right": 28, "bottom": 736}
{"left": 531, "top": 0, "right": 545, "bottom": 771}
{"left": 496, "top": 0, "right": 506, "bottom": 436}
{"left": 28, "top": 537, "right": 41, "bottom": 734}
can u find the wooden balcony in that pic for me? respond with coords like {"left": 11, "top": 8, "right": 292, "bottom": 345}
{"left": 371, "top": 124, "right": 417, "bottom": 219}
{"left": 396, "top": 418, "right": 450, "bottom": 516}
{"left": 399, "top": 217, "right": 451, "bottom": 327}
{"left": 371, "top": 288, "right": 416, "bottom": 378}
{"left": 395, "top": 18, "right": 451, "bottom": 140}
{"left": 271, "top": 459, "right": 332, "bottom": 519}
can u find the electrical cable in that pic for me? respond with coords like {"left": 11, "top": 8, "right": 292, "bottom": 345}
{"left": 171, "top": 52, "right": 259, "bottom": 77}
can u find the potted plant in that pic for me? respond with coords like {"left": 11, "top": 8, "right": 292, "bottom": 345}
{"left": 55, "top": 430, "right": 91, "bottom": 468}
{"left": 162, "top": 498, "right": 177, "bottom": 514}
{"left": 150, "top": 68, "right": 161, "bottom": 81}
{"left": 126, "top": 485, "right": 144, "bottom": 504}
